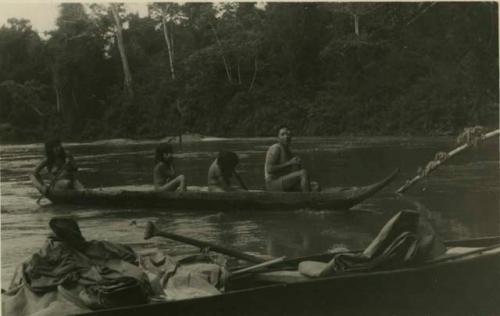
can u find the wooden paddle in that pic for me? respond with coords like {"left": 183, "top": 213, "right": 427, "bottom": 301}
{"left": 233, "top": 170, "right": 248, "bottom": 191}
{"left": 144, "top": 221, "right": 266, "bottom": 263}
{"left": 36, "top": 160, "right": 71, "bottom": 204}
{"left": 231, "top": 256, "right": 286, "bottom": 275}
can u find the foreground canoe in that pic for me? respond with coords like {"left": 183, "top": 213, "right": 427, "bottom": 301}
{"left": 77, "top": 236, "right": 500, "bottom": 316}
{"left": 46, "top": 169, "right": 399, "bottom": 211}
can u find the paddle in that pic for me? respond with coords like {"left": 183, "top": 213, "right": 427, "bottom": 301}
{"left": 144, "top": 221, "right": 266, "bottom": 263}
{"left": 233, "top": 170, "right": 248, "bottom": 191}
{"left": 231, "top": 256, "right": 286, "bottom": 276}
{"left": 36, "top": 160, "right": 71, "bottom": 204}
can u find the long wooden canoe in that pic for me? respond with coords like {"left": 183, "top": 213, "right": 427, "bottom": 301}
{"left": 77, "top": 236, "right": 500, "bottom": 316}
{"left": 45, "top": 169, "right": 399, "bottom": 211}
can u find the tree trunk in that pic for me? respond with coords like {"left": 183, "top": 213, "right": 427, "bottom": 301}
{"left": 72, "top": 89, "right": 79, "bottom": 110}
{"left": 353, "top": 13, "right": 359, "bottom": 36}
{"left": 170, "top": 23, "right": 175, "bottom": 59}
{"left": 210, "top": 24, "right": 232, "bottom": 83}
{"left": 237, "top": 59, "right": 242, "bottom": 85}
{"left": 176, "top": 99, "right": 184, "bottom": 151}
{"left": 51, "top": 66, "right": 62, "bottom": 114}
{"left": 110, "top": 4, "right": 133, "bottom": 98}
{"left": 27, "top": 102, "right": 44, "bottom": 116}
{"left": 161, "top": 15, "right": 176, "bottom": 80}
{"left": 249, "top": 57, "right": 258, "bottom": 91}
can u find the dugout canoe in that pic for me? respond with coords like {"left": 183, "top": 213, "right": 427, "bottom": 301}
{"left": 77, "top": 236, "right": 500, "bottom": 316}
{"left": 45, "top": 169, "right": 399, "bottom": 211}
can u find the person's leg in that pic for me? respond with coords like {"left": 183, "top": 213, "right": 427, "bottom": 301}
{"left": 208, "top": 184, "right": 226, "bottom": 192}
{"left": 176, "top": 174, "right": 187, "bottom": 191}
{"left": 72, "top": 179, "right": 84, "bottom": 190}
{"left": 53, "top": 179, "right": 72, "bottom": 190}
{"left": 272, "top": 169, "right": 310, "bottom": 192}
{"left": 158, "top": 175, "right": 185, "bottom": 192}
{"left": 266, "top": 178, "right": 284, "bottom": 191}
{"left": 298, "top": 169, "right": 310, "bottom": 192}
{"left": 30, "top": 174, "right": 46, "bottom": 194}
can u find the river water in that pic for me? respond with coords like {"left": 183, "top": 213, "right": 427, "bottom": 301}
{"left": 1, "top": 136, "right": 498, "bottom": 287}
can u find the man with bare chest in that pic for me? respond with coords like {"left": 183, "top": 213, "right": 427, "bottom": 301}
{"left": 264, "top": 125, "right": 311, "bottom": 192}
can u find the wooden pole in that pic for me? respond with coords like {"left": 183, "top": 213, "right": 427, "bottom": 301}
{"left": 231, "top": 257, "right": 286, "bottom": 275}
{"left": 396, "top": 129, "right": 499, "bottom": 194}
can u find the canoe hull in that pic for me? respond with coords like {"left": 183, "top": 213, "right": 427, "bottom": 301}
{"left": 47, "top": 169, "right": 399, "bottom": 211}
{"left": 78, "top": 238, "right": 500, "bottom": 316}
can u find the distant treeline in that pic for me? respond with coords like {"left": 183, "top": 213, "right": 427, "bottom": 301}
{"left": 0, "top": 2, "right": 498, "bottom": 142}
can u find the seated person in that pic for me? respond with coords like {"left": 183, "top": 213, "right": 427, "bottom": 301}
{"left": 208, "top": 151, "right": 248, "bottom": 192}
{"left": 264, "top": 125, "right": 314, "bottom": 192}
{"left": 31, "top": 138, "right": 84, "bottom": 195}
{"left": 153, "top": 143, "right": 186, "bottom": 192}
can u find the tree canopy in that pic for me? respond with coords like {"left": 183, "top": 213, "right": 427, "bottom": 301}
{"left": 0, "top": 2, "right": 497, "bottom": 141}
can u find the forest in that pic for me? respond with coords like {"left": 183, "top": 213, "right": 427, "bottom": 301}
{"left": 0, "top": 2, "right": 498, "bottom": 142}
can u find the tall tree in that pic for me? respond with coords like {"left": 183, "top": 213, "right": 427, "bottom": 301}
{"left": 110, "top": 3, "right": 134, "bottom": 98}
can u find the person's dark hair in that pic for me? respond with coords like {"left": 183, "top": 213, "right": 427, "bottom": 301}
{"left": 155, "top": 143, "right": 173, "bottom": 163}
{"left": 276, "top": 124, "right": 289, "bottom": 135}
{"left": 45, "top": 138, "right": 65, "bottom": 172}
{"left": 217, "top": 150, "right": 239, "bottom": 176}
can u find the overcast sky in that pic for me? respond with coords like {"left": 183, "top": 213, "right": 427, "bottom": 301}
{"left": 0, "top": 3, "right": 149, "bottom": 35}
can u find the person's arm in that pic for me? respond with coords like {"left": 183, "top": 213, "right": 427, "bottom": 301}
{"left": 265, "top": 145, "right": 300, "bottom": 175}
{"left": 65, "top": 151, "right": 78, "bottom": 172}
{"left": 153, "top": 163, "right": 165, "bottom": 191}
{"left": 169, "top": 161, "right": 176, "bottom": 177}
{"left": 31, "top": 159, "right": 48, "bottom": 194}
{"left": 33, "top": 159, "right": 47, "bottom": 179}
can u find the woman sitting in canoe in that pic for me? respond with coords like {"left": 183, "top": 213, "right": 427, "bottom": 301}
{"left": 31, "top": 138, "right": 84, "bottom": 195}
{"left": 153, "top": 143, "right": 187, "bottom": 192}
{"left": 208, "top": 150, "right": 248, "bottom": 192}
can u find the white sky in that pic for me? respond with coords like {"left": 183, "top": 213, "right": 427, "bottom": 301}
{"left": 0, "top": 2, "right": 149, "bottom": 35}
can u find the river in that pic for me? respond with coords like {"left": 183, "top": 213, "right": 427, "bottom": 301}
{"left": 1, "top": 136, "right": 498, "bottom": 287}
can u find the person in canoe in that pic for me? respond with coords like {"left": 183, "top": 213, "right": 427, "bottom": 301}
{"left": 208, "top": 150, "right": 248, "bottom": 192}
{"left": 31, "top": 138, "right": 84, "bottom": 195}
{"left": 265, "top": 125, "right": 318, "bottom": 192}
{"left": 153, "top": 143, "right": 187, "bottom": 192}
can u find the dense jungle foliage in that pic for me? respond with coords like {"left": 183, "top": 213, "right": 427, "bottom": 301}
{"left": 0, "top": 2, "right": 498, "bottom": 142}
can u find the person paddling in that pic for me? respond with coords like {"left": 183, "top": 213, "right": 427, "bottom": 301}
{"left": 31, "top": 138, "right": 84, "bottom": 196}
{"left": 264, "top": 125, "right": 317, "bottom": 192}
{"left": 153, "top": 143, "right": 187, "bottom": 192}
{"left": 208, "top": 150, "right": 248, "bottom": 192}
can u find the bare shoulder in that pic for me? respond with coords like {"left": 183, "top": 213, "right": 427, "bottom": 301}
{"left": 153, "top": 162, "right": 165, "bottom": 173}
{"left": 267, "top": 143, "right": 281, "bottom": 154}
{"left": 266, "top": 143, "right": 281, "bottom": 159}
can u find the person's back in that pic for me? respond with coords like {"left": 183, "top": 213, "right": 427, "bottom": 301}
{"left": 208, "top": 151, "right": 247, "bottom": 192}
{"left": 207, "top": 159, "right": 226, "bottom": 192}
